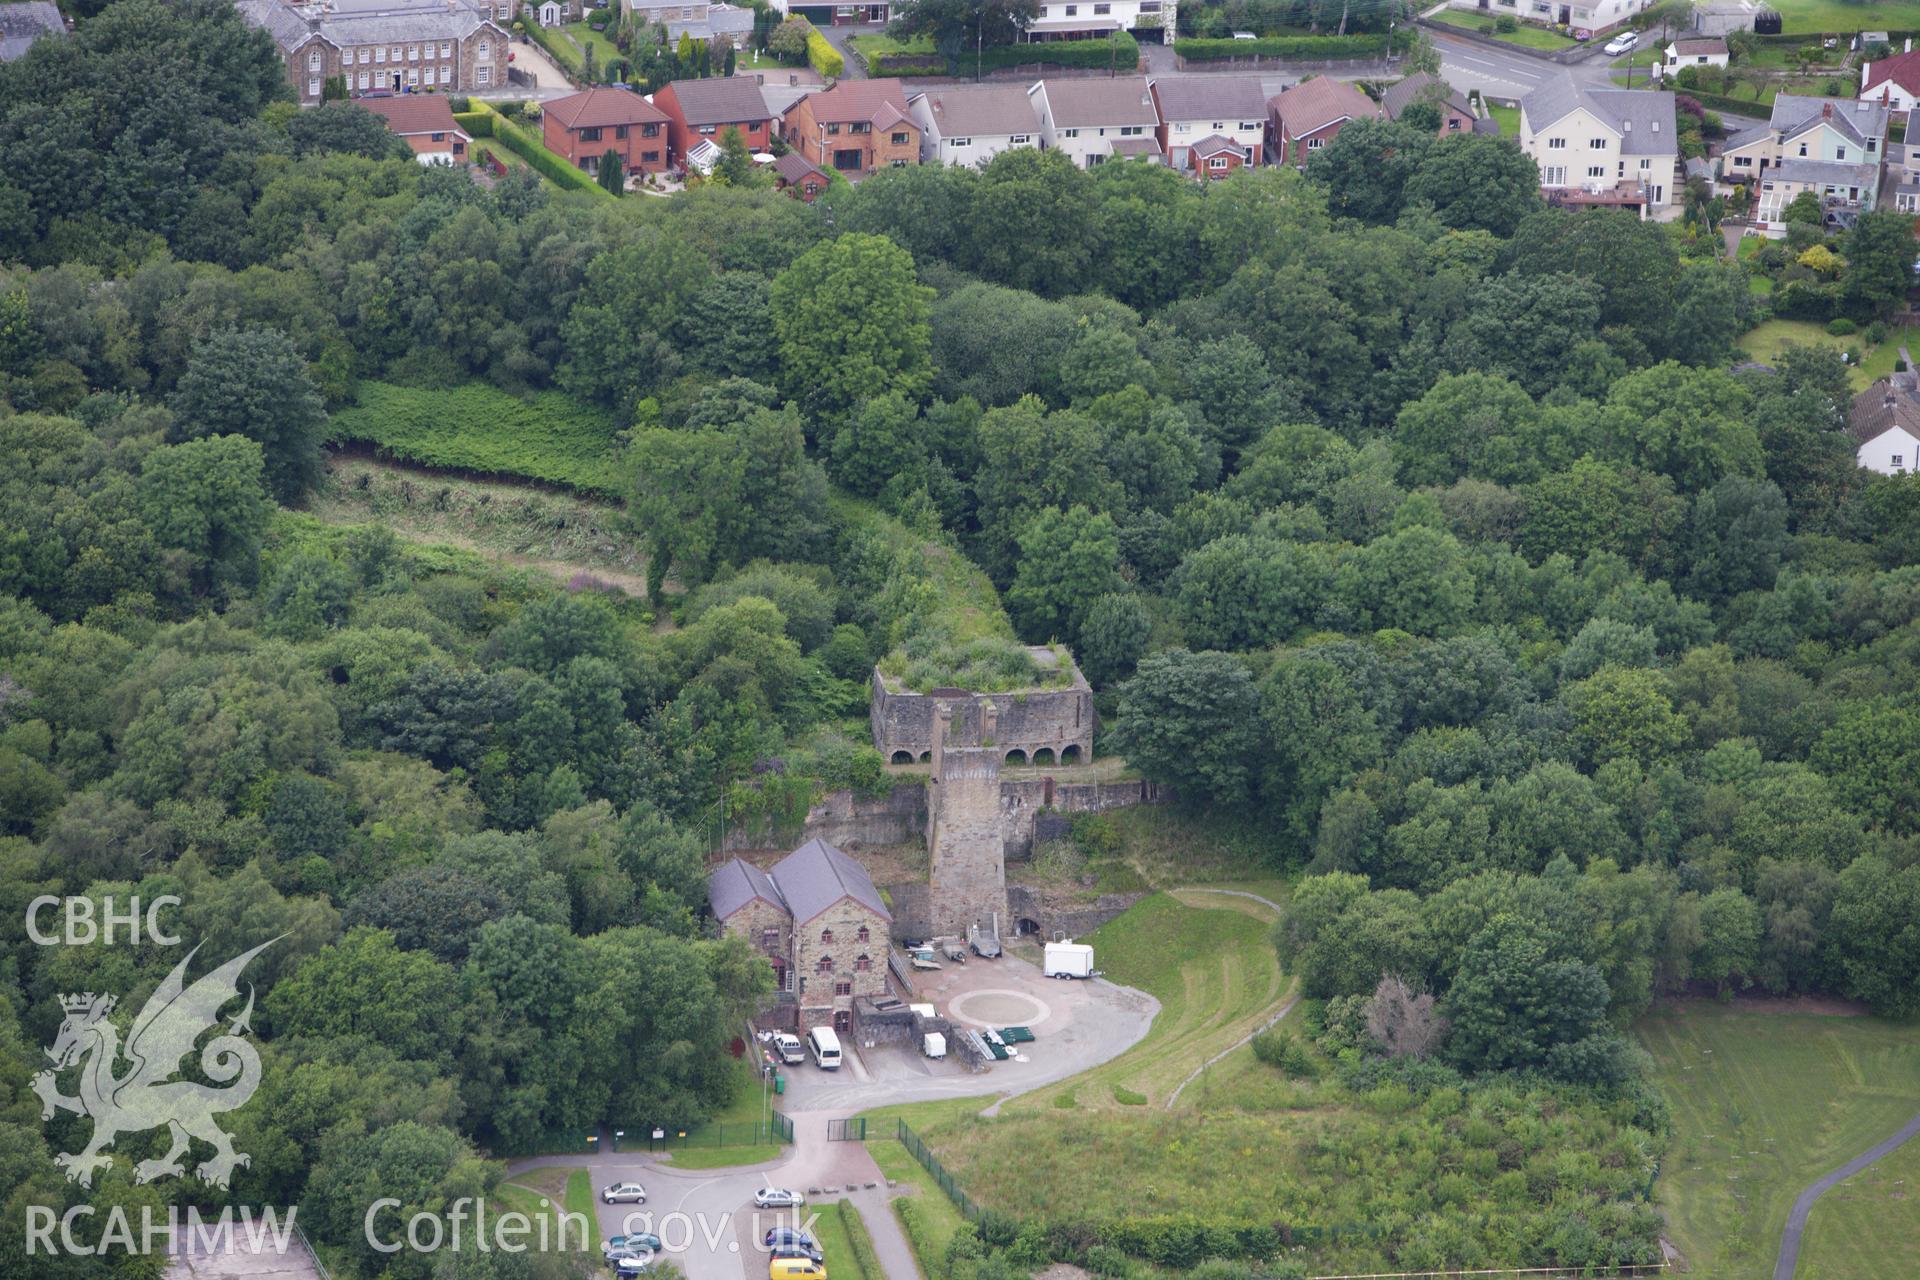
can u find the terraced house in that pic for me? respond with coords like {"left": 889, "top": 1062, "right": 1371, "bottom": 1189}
{"left": 1718, "top": 94, "right": 1887, "bottom": 230}
{"left": 238, "top": 0, "right": 508, "bottom": 104}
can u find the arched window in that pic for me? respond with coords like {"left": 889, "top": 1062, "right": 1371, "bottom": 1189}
{"left": 821, "top": 928, "right": 834, "bottom": 944}
{"left": 855, "top": 954, "right": 872, "bottom": 972}
{"left": 816, "top": 954, "right": 834, "bottom": 974}
{"left": 856, "top": 925, "right": 870, "bottom": 943}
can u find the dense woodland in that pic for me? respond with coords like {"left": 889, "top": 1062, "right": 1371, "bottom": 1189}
{"left": 3, "top": 1, "right": 1920, "bottom": 1277}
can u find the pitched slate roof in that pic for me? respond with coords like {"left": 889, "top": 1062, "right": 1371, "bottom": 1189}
{"left": 1380, "top": 71, "right": 1472, "bottom": 121}
{"left": 770, "top": 837, "right": 890, "bottom": 924}
{"left": 0, "top": 0, "right": 62, "bottom": 61}
{"left": 1037, "top": 75, "right": 1159, "bottom": 128}
{"left": 242, "top": 0, "right": 502, "bottom": 49}
{"left": 1850, "top": 375, "right": 1920, "bottom": 444}
{"left": 1149, "top": 75, "right": 1267, "bottom": 123}
{"left": 357, "top": 94, "right": 465, "bottom": 137}
{"left": 1669, "top": 35, "right": 1728, "bottom": 55}
{"left": 791, "top": 77, "right": 912, "bottom": 126}
{"left": 1521, "top": 80, "right": 1675, "bottom": 152}
{"left": 545, "top": 86, "right": 669, "bottom": 130}
{"left": 1863, "top": 47, "right": 1920, "bottom": 96}
{"left": 1771, "top": 94, "right": 1886, "bottom": 147}
{"left": 1270, "top": 75, "right": 1380, "bottom": 136}
{"left": 773, "top": 150, "right": 825, "bottom": 184}
{"left": 663, "top": 75, "right": 771, "bottom": 127}
{"left": 910, "top": 83, "right": 1041, "bottom": 138}
{"left": 709, "top": 857, "right": 786, "bottom": 920}
{"left": 1188, "top": 132, "right": 1242, "bottom": 156}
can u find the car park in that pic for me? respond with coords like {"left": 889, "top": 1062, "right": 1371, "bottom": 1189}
{"left": 602, "top": 1181, "right": 647, "bottom": 1204}
{"left": 755, "top": 1186, "right": 805, "bottom": 1208}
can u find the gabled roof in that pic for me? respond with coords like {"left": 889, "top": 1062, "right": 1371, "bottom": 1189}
{"left": 770, "top": 838, "right": 890, "bottom": 925}
{"left": 0, "top": 1, "right": 62, "bottom": 61}
{"left": 240, "top": 0, "right": 501, "bottom": 51}
{"left": 709, "top": 857, "right": 786, "bottom": 920}
{"left": 1036, "top": 75, "right": 1159, "bottom": 128}
{"left": 1380, "top": 71, "right": 1472, "bottom": 121}
{"left": 1188, "top": 132, "right": 1242, "bottom": 156}
{"left": 1851, "top": 376, "right": 1920, "bottom": 444}
{"left": 789, "top": 77, "right": 912, "bottom": 126}
{"left": 1668, "top": 35, "right": 1728, "bottom": 55}
{"left": 1148, "top": 75, "right": 1267, "bottom": 123}
{"left": 356, "top": 94, "right": 465, "bottom": 138}
{"left": 910, "top": 83, "right": 1041, "bottom": 138}
{"left": 1521, "top": 80, "right": 1675, "bottom": 151}
{"left": 773, "top": 150, "right": 825, "bottom": 184}
{"left": 545, "top": 86, "right": 669, "bottom": 131}
{"left": 1771, "top": 94, "right": 1887, "bottom": 147}
{"left": 1270, "top": 75, "right": 1380, "bottom": 136}
{"left": 1863, "top": 47, "right": 1920, "bottom": 96}
{"left": 661, "top": 75, "right": 771, "bottom": 126}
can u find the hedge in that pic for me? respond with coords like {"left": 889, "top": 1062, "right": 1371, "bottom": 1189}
{"left": 525, "top": 20, "right": 585, "bottom": 76}
{"left": 804, "top": 20, "right": 844, "bottom": 77}
{"left": 467, "top": 100, "right": 610, "bottom": 196}
{"left": 870, "top": 31, "right": 1140, "bottom": 76}
{"left": 893, "top": 1199, "right": 950, "bottom": 1280}
{"left": 1174, "top": 29, "right": 1412, "bottom": 61}
{"left": 836, "top": 1200, "right": 884, "bottom": 1280}
{"left": 453, "top": 110, "right": 493, "bottom": 137}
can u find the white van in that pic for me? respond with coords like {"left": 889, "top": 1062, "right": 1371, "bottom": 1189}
{"left": 807, "top": 1025, "right": 842, "bottom": 1070}
{"left": 772, "top": 1032, "right": 805, "bottom": 1065}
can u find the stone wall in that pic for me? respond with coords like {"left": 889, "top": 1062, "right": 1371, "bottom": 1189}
{"left": 718, "top": 896, "right": 794, "bottom": 993}
{"left": 870, "top": 655, "right": 1095, "bottom": 764}
{"left": 792, "top": 896, "right": 889, "bottom": 1024}
{"left": 927, "top": 701, "right": 1009, "bottom": 938}
{"left": 1006, "top": 884, "right": 1147, "bottom": 941}
{"left": 1002, "top": 779, "right": 1167, "bottom": 859}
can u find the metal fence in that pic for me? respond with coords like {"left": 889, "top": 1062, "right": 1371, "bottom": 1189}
{"left": 827, "top": 1117, "right": 868, "bottom": 1142}
{"left": 896, "top": 1119, "right": 983, "bottom": 1221}
{"left": 771, "top": 1109, "right": 794, "bottom": 1143}
{"left": 621, "top": 1118, "right": 790, "bottom": 1152}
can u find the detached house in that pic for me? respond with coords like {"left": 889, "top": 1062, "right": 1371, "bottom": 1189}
{"left": 1664, "top": 35, "right": 1730, "bottom": 72}
{"left": 1718, "top": 94, "right": 1886, "bottom": 229}
{"left": 1267, "top": 76, "right": 1382, "bottom": 167}
{"left": 709, "top": 838, "right": 893, "bottom": 1033}
{"left": 1380, "top": 71, "right": 1480, "bottom": 137}
{"left": 1860, "top": 45, "right": 1920, "bottom": 113}
{"left": 908, "top": 84, "right": 1042, "bottom": 167}
{"left": 655, "top": 77, "right": 774, "bottom": 168}
{"left": 1149, "top": 76, "right": 1265, "bottom": 169}
{"left": 781, "top": 78, "right": 919, "bottom": 178}
{"left": 1851, "top": 372, "right": 1920, "bottom": 475}
{"left": 1030, "top": 76, "right": 1162, "bottom": 168}
{"left": 358, "top": 94, "right": 470, "bottom": 164}
{"left": 1520, "top": 80, "right": 1677, "bottom": 218}
{"left": 542, "top": 86, "right": 669, "bottom": 178}
{"left": 238, "top": 0, "right": 508, "bottom": 105}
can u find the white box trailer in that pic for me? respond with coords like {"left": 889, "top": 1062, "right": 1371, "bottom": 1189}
{"left": 1043, "top": 941, "right": 1094, "bottom": 979}
{"left": 923, "top": 1032, "right": 947, "bottom": 1059}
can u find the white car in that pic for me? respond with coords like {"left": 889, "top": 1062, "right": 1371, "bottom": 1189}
{"left": 602, "top": 1181, "right": 647, "bottom": 1204}
{"left": 754, "top": 1187, "right": 805, "bottom": 1208}
{"left": 1604, "top": 31, "right": 1638, "bottom": 55}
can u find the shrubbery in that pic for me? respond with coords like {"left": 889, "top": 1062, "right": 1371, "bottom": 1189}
{"left": 1174, "top": 29, "right": 1410, "bottom": 61}
{"left": 327, "top": 381, "right": 626, "bottom": 492}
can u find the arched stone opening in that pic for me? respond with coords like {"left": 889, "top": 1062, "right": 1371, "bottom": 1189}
{"left": 1005, "top": 749, "right": 1028, "bottom": 765}
{"left": 891, "top": 750, "right": 915, "bottom": 765}
{"left": 1032, "top": 747, "right": 1055, "bottom": 766}
{"left": 1060, "top": 744, "right": 1082, "bottom": 764}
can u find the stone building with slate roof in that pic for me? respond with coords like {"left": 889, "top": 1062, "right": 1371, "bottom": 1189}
{"left": 0, "top": 1, "right": 63, "bottom": 62}
{"left": 237, "top": 0, "right": 509, "bottom": 105}
{"left": 708, "top": 837, "right": 892, "bottom": 1031}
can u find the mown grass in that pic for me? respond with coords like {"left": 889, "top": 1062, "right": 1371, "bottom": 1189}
{"left": 666, "top": 1143, "right": 783, "bottom": 1169}
{"left": 1487, "top": 104, "right": 1521, "bottom": 136}
{"left": 871, "top": 1137, "right": 968, "bottom": 1280}
{"left": 1638, "top": 1002, "right": 1920, "bottom": 1279}
{"left": 1736, "top": 318, "right": 1913, "bottom": 391}
{"left": 1426, "top": 10, "right": 1575, "bottom": 49}
{"left": 1769, "top": 0, "right": 1920, "bottom": 32}
{"left": 494, "top": 1166, "right": 601, "bottom": 1253}
{"left": 800, "top": 1196, "right": 869, "bottom": 1280}
{"left": 328, "top": 380, "right": 625, "bottom": 494}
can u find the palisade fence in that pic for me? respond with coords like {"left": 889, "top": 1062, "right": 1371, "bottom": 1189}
{"left": 896, "top": 1119, "right": 984, "bottom": 1221}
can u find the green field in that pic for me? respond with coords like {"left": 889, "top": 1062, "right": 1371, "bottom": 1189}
{"left": 1736, "top": 319, "right": 1913, "bottom": 391}
{"left": 1426, "top": 10, "right": 1576, "bottom": 49}
{"left": 1639, "top": 1003, "right": 1920, "bottom": 1280}
{"left": 328, "top": 380, "right": 625, "bottom": 494}
{"left": 494, "top": 1165, "right": 602, "bottom": 1253}
{"left": 870, "top": 1139, "right": 968, "bottom": 1280}
{"left": 565, "top": 21, "right": 622, "bottom": 70}
{"left": 1770, "top": 0, "right": 1920, "bottom": 32}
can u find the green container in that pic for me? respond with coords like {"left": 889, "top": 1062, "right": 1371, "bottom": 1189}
{"left": 774, "top": 1074, "right": 786, "bottom": 1095}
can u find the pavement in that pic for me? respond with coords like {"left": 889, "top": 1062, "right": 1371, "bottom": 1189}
{"left": 1772, "top": 1108, "right": 1920, "bottom": 1280}
{"left": 504, "top": 951, "right": 1157, "bottom": 1280}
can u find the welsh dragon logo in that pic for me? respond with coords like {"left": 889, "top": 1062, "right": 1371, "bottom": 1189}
{"left": 32, "top": 939, "right": 278, "bottom": 1189}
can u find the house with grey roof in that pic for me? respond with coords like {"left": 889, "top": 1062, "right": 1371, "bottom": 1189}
{"left": 907, "top": 84, "right": 1042, "bottom": 167}
{"left": 1851, "top": 370, "right": 1920, "bottom": 476}
{"left": 1149, "top": 75, "right": 1265, "bottom": 168}
{"left": 1717, "top": 94, "right": 1886, "bottom": 229}
{"left": 0, "top": 1, "right": 63, "bottom": 62}
{"left": 1029, "top": 76, "right": 1162, "bottom": 168}
{"left": 708, "top": 837, "right": 893, "bottom": 1030}
{"left": 1380, "top": 72, "right": 1478, "bottom": 139}
{"left": 1519, "top": 78, "right": 1678, "bottom": 218}
{"left": 237, "top": 0, "right": 509, "bottom": 104}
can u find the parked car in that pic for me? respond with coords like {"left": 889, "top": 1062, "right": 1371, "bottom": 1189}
{"left": 612, "top": 1255, "right": 652, "bottom": 1276}
{"left": 1604, "top": 31, "right": 1637, "bottom": 55}
{"left": 765, "top": 1227, "right": 824, "bottom": 1262}
{"left": 605, "top": 1234, "right": 664, "bottom": 1258}
{"left": 754, "top": 1186, "right": 805, "bottom": 1208}
{"left": 603, "top": 1181, "right": 648, "bottom": 1204}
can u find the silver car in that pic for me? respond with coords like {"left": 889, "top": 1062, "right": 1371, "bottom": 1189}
{"left": 602, "top": 1181, "right": 647, "bottom": 1204}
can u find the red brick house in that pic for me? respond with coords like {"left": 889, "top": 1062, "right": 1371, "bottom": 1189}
{"left": 1188, "top": 133, "right": 1247, "bottom": 179}
{"left": 357, "top": 95, "right": 471, "bottom": 165}
{"left": 654, "top": 76, "right": 775, "bottom": 168}
{"left": 1267, "top": 76, "right": 1382, "bottom": 167}
{"left": 772, "top": 150, "right": 828, "bottom": 202}
{"left": 541, "top": 86, "right": 669, "bottom": 178}
{"left": 780, "top": 78, "right": 919, "bottom": 179}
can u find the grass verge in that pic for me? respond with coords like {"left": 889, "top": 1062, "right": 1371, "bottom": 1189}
{"left": 494, "top": 1165, "right": 601, "bottom": 1253}
{"left": 871, "top": 1139, "right": 966, "bottom": 1280}
{"left": 1638, "top": 1001, "right": 1920, "bottom": 1279}
{"left": 667, "top": 1143, "right": 784, "bottom": 1169}
{"left": 1426, "top": 10, "right": 1575, "bottom": 49}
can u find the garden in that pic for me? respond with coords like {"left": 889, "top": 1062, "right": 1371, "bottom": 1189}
{"left": 1425, "top": 9, "right": 1577, "bottom": 51}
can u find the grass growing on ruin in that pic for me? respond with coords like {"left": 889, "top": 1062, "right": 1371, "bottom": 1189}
{"left": 1638, "top": 1002, "right": 1920, "bottom": 1279}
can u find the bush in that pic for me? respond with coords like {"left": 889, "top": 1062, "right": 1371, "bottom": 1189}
{"left": 587, "top": 8, "right": 609, "bottom": 25}
{"left": 805, "top": 20, "right": 844, "bottom": 77}
{"left": 895, "top": 1199, "right": 950, "bottom": 1280}
{"left": 1251, "top": 1029, "right": 1320, "bottom": 1079}
{"left": 1494, "top": 13, "right": 1519, "bottom": 31}
{"left": 838, "top": 1200, "right": 884, "bottom": 1280}
{"left": 1174, "top": 30, "right": 1410, "bottom": 62}
{"left": 1866, "top": 320, "right": 1889, "bottom": 344}
{"left": 1828, "top": 317, "right": 1858, "bottom": 336}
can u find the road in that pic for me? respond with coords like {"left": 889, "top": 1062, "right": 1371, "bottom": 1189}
{"left": 1772, "top": 1108, "right": 1920, "bottom": 1280}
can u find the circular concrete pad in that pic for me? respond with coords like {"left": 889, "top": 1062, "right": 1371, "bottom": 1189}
{"left": 947, "top": 989, "right": 1052, "bottom": 1029}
